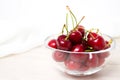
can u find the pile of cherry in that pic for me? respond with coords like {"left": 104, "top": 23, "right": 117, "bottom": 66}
{"left": 48, "top": 27, "right": 111, "bottom": 71}
{"left": 48, "top": 6, "right": 112, "bottom": 71}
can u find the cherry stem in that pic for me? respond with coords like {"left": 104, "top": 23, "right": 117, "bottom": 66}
{"left": 77, "top": 16, "right": 85, "bottom": 25}
{"left": 65, "top": 6, "right": 85, "bottom": 40}
{"left": 96, "top": 28, "right": 99, "bottom": 33}
{"left": 89, "top": 32, "right": 96, "bottom": 39}
{"left": 105, "top": 39, "right": 113, "bottom": 48}
{"left": 88, "top": 28, "right": 100, "bottom": 39}
{"left": 66, "top": 13, "right": 69, "bottom": 35}
{"left": 70, "top": 12, "right": 75, "bottom": 29}
{"left": 85, "top": 49, "right": 94, "bottom": 52}
{"left": 108, "top": 39, "right": 113, "bottom": 45}
{"left": 65, "top": 33, "right": 70, "bottom": 40}
{"left": 65, "top": 13, "right": 69, "bottom": 40}
{"left": 63, "top": 13, "right": 69, "bottom": 40}
{"left": 84, "top": 30, "right": 89, "bottom": 40}
{"left": 66, "top": 6, "right": 77, "bottom": 27}
{"left": 62, "top": 24, "right": 65, "bottom": 34}
{"left": 74, "top": 16, "right": 85, "bottom": 30}
{"left": 90, "top": 28, "right": 100, "bottom": 34}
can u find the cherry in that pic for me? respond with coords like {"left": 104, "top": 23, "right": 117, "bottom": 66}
{"left": 87, "top": 32, "right": 98, "bottom": 39}
{"left": 69, "top": 30, "right": 82, "bottom": 44}
{"left": 71, "top": 44, "right": 85, "bottom": 52}
{"left": 48, "top": 39, "right": 57, "bottom": 49}
{"left": 69, "top": 44, "right": 88, "bottom": 63}
{"left": 53, "top": 51, "right": 68, "bottom": 62}
{"left": 57, "top": 35, "right": 72, "bottom": 50}
{"left": 77, "top": 25, "right": 85, "bottom": 37}
{"left": 86, "top": 54, "right": 99, "bottom": 68}
{"left": 57, "top": 34, "right": 66, "bottom": 41}
{"left": 87, "top": 32, "right": 106, "bottom": 50}
{"left": 64, "top": 58, "right": 81, "bottom": 70}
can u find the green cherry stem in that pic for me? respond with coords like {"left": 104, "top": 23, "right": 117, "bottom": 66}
{"left": 77, "top": 16, "right": 85, "bottom": 25}
{"left": 108, "top": 39, "right": 113, "bottom": 46}
{"left": 66, "top": 6, "right": 77, "bottom": 27}
{"left": 66, "top": 13, "right": 69, "bottom": 35}
{"left": 89, "top": 32, "right": 96, "bottom": 39}
{"left": 61, "top": 24, "right": 65, "bottom": 34}
{"left": 96, "top": 28, "right": 99, "bottom": 33}
{"left": 64, "top": 13, "right": 70, "bottom": 40}
{"left": 70, "top": 12, "right": 75, "bottom": 29}
{"left": 74, "top": 16, "right": 85, "bottom": 30}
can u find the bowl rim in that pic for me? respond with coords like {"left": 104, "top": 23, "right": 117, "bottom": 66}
{"left": 44, "top": 34, "right": 115, "bottom": 54}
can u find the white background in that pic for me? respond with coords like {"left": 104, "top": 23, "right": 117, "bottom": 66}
{"left": 0, "top": 0, "right": 120, "bottom": 56}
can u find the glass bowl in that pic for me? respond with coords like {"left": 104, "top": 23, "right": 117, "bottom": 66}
{"left": 44, "top": 34, "right": 115, "bottom": 76}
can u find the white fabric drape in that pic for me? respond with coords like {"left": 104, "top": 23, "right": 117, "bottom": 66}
{"left": 0, "top": 0, "right": 120, "bottom": 57}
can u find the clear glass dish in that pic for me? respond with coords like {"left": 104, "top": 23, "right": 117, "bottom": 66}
{"left": 44, "top": 34, "right": 115, "bottom": 76}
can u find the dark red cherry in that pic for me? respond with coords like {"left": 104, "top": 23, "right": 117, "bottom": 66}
{"left": 70, "top": 44, "right": 88, "bottom": 63}
{"left": 87, "top": 32, "right": 106, "bottom": 50}
{"left": 69, "top": 30, "right": 82, "bottom": 44}
{"left": 48, "top": 39, "right": 57, "bottom": 49}
{"left": 57, "top": 35, "right": 72, "bottom": 50}
{"left": 87, "top": 32, "right": 99, "bottom": 39}
{"left": 77, "top": 25, "right": 85, "bottom": 37}
{"left": 71, "top": 44, "right": 85, "bottom": 52}
{"left": 57, "top": 35, "right": 66, "bottom": 41}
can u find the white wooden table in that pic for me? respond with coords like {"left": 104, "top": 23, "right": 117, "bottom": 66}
{"left": 0, "top": 38, "right": 120, "bottom": 80}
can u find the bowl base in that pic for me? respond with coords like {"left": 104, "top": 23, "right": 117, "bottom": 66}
{"left": 56, "top": 62, "right": 105, "bottom": 76}
{"left": 64, "top": 67, "right": 103, "bottom": 76}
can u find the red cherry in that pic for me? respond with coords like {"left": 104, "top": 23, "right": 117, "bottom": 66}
{"left": 48, "top": 39, "right": 57, "bottom": 49}
{"left": 87, "top": 32, "right": 106, "bottom": 50}
{"left": 87, "top": 32, "right": 98, "bottom": 39}
{"left": 57, "top": 35, "right": 66, "bottom": 41}
{"left": 77, "top": 25, "right": 85, "bottom": 37}
{"left": 64, "top": 58, "right": 81, "bottom": 70}
{"left": 86, "top": 54, "right": 99, "bottom": 68}
{"left": 71, "top": 44, "right": 85, "bottom": 52}
{"left": 70, "top": 44, "right": 88, "bottom": 62}
{"left": 69, "top": 30, "right": 82, "bottom": 44}
{"left": 57, "top": 35, "right": 72, "bottom": 50}
{"left": 53, "top": 51, "right": 68, "bottom": 62}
